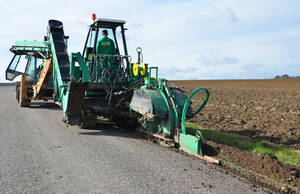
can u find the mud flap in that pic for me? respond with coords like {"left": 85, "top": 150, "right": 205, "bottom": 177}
{"left": 129, "top": 90, "right": 168, "bottom": 119}
{"left": 130, "top": 90, "right": 153, "bottom": 115}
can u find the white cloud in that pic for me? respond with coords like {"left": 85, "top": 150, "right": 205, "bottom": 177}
{"left": 0, "top": 0, "right": 299, "bottom": 82}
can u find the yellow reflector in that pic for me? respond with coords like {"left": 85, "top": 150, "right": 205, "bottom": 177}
{"left": 133, "top": 63, "right": 139, "bottom": 76}
{"left": 140, "top": 63, "right": 146, "bottom": 76}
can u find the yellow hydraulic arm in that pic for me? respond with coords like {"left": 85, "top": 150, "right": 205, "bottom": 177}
{"left": 33, "top": 59, "right": 52, "bottom": 99}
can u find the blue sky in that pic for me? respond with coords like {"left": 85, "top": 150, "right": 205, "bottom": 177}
{"left": 0, "top": 0, "right": 299, "bottom": 81}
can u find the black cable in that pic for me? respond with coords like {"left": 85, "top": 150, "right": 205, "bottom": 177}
{"left": 140, "top": 52, "right": 143, "bottom": 63}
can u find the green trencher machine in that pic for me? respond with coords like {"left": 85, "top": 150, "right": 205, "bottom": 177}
{"left": 5, "top": 15, "right": 213, "bottom": 160}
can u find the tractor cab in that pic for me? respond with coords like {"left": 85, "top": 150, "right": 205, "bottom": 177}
{"left": 82, "top": 18, "right": 129, "bottom": 82}
{"left": 5, "top": 41, "right": 54, "bottom": 106}
{"left": 6, "top": 54, "right": 39, "bottom": 82}
{"left": 6, "top": 41, "right": 48, "bottom": 82}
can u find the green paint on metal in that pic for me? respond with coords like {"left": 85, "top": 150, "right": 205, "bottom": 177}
{"left": 14, "top": 40, "right": 48, "bottom": 47}
{"left": 179, "top": 133, "right": 202, "bottom": 155}
{"left": 70, "top": 52, "right": 89, "bottom": 82}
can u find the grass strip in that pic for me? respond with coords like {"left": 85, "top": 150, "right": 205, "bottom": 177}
{"left": 186, "top": 122, "right": 300, "bottom": 167}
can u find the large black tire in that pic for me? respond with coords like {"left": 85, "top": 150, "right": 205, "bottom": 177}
{"left": 18, "top": 86, "right": 30, "bottom": 107}
{"left": 80, "top": 112, "right": 97, "bottom": 129}
{"left": 16, "top": 86, "right": 20, "bottom": 102}
{"left": 19, "top": 99, "right": 31, "bottom": 107}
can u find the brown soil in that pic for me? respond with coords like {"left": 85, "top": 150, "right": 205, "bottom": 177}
{"left": 171, "top": 79, "right": 300, "bottom": 193}
{"left": 207, "top": 141, "right": 300, "bottom": 193}
{"left": 171, "top": 79, "right": 300, "bottom": 149}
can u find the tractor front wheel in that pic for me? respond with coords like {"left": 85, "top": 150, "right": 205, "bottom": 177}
{"left": 16, "top": 85, "right": 20, "bottom": 102}
{"left": 80, "top": 111, "right": 97, "bottom": 129}
{"left": 18, "top": 86, "right": 31, "bottom": 107}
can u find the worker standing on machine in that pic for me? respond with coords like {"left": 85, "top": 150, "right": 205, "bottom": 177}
{"left": 96, "top": 30, "right": 115, "bottom": 55}
{"left": 96, "top": 30, "right": 117, "bottom": 79}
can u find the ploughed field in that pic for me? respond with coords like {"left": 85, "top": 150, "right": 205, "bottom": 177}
{"left": 171, "top": 79, "right": 300, "bottom": 149}
{"left": 171, "top": 79, "right": 300, "bottom": 192}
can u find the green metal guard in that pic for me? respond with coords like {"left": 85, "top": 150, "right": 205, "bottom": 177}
{"left": 181, "top": 87, "right": 209, "bottom": 135}
{"left": 179, "top": 88, "right": 209, "bottom": 156}
{"left": 148, "top": 67, "right": 158, "bottom": 79}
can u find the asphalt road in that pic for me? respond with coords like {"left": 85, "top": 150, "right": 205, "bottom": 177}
{"left": 0, "top": 85, "right": 269, "bottom": 194}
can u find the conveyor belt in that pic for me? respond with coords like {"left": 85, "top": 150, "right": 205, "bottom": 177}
{"left": 48, "top": 20, "right": 70, "bottom": 82}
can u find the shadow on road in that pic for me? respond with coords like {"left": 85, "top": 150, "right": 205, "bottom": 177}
{"left": 78, "top": 121, "right": 144, "bottom": 140}
{"left": 29, "top": 102, "right": 61, "bottom": 110}
{"left": 79, "top": 129, "right": 142, "bottom": 139}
